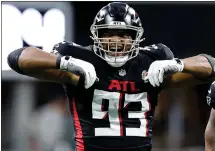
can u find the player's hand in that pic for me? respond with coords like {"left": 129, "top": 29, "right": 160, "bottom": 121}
{"left": 143, "top": 59, "right": 184, "bottom": 87}
{"left": 59, "top": 56, "right": 98, "bottom": 89}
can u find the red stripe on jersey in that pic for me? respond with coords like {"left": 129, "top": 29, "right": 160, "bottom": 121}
{"left": 119, "top": 93, "right": 123, "bottom": 136}
{"left": 145, "top": 94, "right": 152, "bottom": 136}
{"left": 72, "top": 98, "right": 84, "bottom": 151}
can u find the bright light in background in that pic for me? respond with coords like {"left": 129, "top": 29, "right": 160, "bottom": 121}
{"left": 43, "top": 9, "right": 66, "bottom": 51}
{"left": 21, "top": 8, "right": 44, "bottom": 46}
{"left": 2, "top": 4, "right": 23, "bottom": 71}
{"left": 2, "top": 4, "right": 66, "bottom": 70}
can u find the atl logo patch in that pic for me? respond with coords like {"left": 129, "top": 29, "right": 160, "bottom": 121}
{"left": 207, "top": 96, "right": 211, "bottom": 106}
{"left": 141, "top": 70, "right": 148, "bottom": 83}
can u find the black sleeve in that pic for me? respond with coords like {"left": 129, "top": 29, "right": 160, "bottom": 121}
{"left": 141, "top": 43, "right": 174, "bottom": 60}
{"left": 52, "top": 41, "right": 91, "bottom": 57}
{"left": 51, "top": 41, "right": 71, "bottom": 55}
{"left": 51, "top": 41, "right": 98, "bottom": 66}
{"left": 7, "top": 47, "right": 27, "bottom": 74}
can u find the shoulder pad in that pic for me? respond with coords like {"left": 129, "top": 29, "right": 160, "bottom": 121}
{"left": 140, "top": 43, "right": 174, "bottom": 60}
{"left": 51, "top": 41, "right": 96, "bottom": 64}
{"left": 51, "top": 41, "right": 81, "bottom": 55}
{"left": 51, "top": 41, "right": 93, "bottom": 56}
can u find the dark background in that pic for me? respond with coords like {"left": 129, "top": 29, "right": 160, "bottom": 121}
{"left": 72, "top": 1, "right": 215, "bottom": 58}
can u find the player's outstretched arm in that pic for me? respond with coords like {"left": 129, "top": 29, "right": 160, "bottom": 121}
{"left": 7, "top": 46, "right": 80, "bottom": 85}
{"left": 144, "top": 54, "right": 215, "bottom": 88}
{"left": 7, "top": 46, "right": 97, "bottom": 88}
{"left": 205, "top": 109, "right": 215, "bottom": 151}
{"left": 165, "top": 55, "right": 215, "bottom": 88}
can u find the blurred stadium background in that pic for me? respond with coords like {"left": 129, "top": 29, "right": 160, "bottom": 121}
{"left": 2, "top": 1, "right": 215, "bottom": 151}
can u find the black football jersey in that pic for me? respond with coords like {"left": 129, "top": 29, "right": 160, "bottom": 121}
{"left": 207, "top": 81, "right": 215, "bottom": 109}
{"left": 52, "top": 41, "right": 174, "bottom": 150}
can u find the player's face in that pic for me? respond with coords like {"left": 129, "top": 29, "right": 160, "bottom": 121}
{"left": 100, "top": 29, "right": 132, "bottom": 57}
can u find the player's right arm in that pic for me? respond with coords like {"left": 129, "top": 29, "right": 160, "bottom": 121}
{"left": 7, "top": 46, "right": 79, "bottom": 85}
{"left": 7, "top": 44, "right": 97, "bottom": 88}
{"left": 205, "top": 109, "right": 215, "bottom": 151}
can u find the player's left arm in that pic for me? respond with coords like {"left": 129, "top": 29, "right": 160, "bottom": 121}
{"left": 205, "top": 109, "right": 215, "bottom": 151}
{"left": 164, "top": 54, "right": 215, "bottom": 88}
{"left": 144, "top": 44, "right": 215, "bottom": 88}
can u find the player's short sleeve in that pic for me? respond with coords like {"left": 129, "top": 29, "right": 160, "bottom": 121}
{"left": 50, "top": 41, "right": 70, "bottom": 55}
{"left": 50, "top": 41, "right": 88, "bottom": 56}
{"left": 50, "top": 41, "right": 98, "bottom": 66}
{"left": 141, "top": 43, "right": 174, "bottom": 60}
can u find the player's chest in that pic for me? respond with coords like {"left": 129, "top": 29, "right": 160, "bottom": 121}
{"left": 95, "top": 66, "right": 151, "bottom": 94}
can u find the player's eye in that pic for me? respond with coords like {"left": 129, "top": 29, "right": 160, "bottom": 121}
{"left": 123, "top": 34, "right": 131, "bottom": 38}
{"left": 103, "top": 33, "right": 111, "bottom": 37}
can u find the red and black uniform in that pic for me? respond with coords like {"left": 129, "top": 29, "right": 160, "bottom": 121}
{"left": 52, "top": 41, "right": 174, "bottom": 151}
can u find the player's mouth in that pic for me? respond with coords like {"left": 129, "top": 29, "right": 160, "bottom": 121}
{"left": 109, "top": 47, "right": 124, "bottom": 52}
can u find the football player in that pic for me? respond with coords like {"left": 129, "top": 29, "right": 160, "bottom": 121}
{"left": 7, "top": 2, "right": 215, "bottom": 151}
{"left": 205, "top": 81, "right": 215, "bottom": 151}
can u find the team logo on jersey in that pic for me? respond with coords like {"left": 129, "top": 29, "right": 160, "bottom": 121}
{"left": 207, "top": 96, "right": 211, "bottom": 106}
{"left": 142, "top": 70, "right": 148, "bottom": 83}
{"left": 118, "top": 69, "right": 126, "bottom": 76}
{"left": 208, "top": 89, "right": 212, "bottom": 94}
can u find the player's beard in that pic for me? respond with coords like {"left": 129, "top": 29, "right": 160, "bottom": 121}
{"left": 104, "top": 54, "right": 129, "bottom": 67}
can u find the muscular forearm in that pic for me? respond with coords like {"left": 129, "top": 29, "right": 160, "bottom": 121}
{"left": 163, "top": 55, "right": 215, "bottom": 88}
{"left": 28, "top": 69, "right": 79, "bottom": 85}
{"left": 205, "top": 109, "right": 215, "bottom": 151}
{"left": 19, "top": 47, "right": 58, "bottom": 72}
{"left": 205, "top": 129, "right": 215, "bottom": 151}
{"left": 182, "top": 55, "right": 212, "bottom": 78}
{"left": 8, "top": 47, "right": 79, "bottom": 85}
